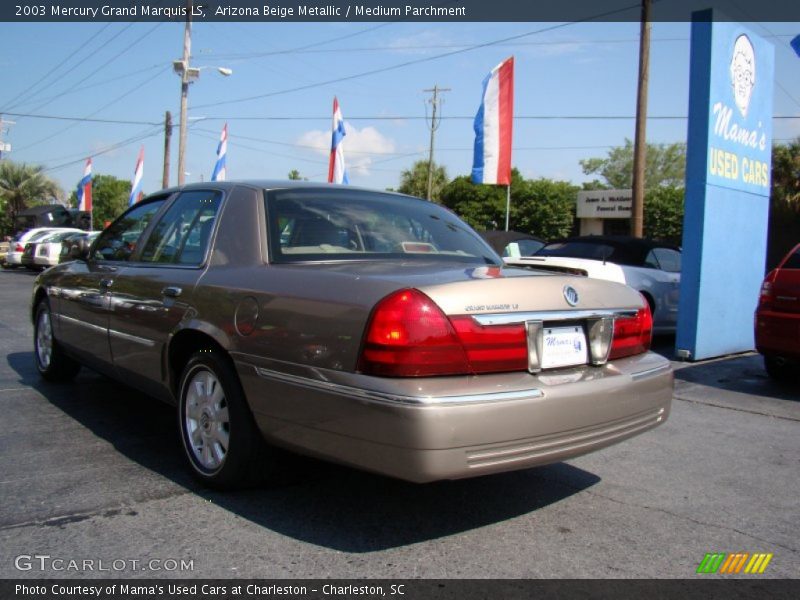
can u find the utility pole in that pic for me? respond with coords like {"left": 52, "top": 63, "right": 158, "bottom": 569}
{"left": 631, "top": 0, "right": 651, "bottom": 238}
{"left": 177, "top": 0, "right": 193, "bottom": 186}
{"left": 0, "top": 115, "right": 15, "bottom": 160}
{"left": 162, "top": 111, "right": 172, "bottom": 189}
{"left": 423, "top": 85, "right": 450, "bottom": 201}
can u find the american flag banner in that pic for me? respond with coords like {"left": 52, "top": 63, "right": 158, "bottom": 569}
{"left": 472, "top": 56, "right": 514, "bottom": 186}
{"left": 327, "top": 97, "right": 349, "bottom": 184}
{"left": 211, "top": 123, "right": 228, "bottom": 182}
{"left": 129, "top": 146, "right": 144, "bottom": 206}
{"left": 76, "top": 158, "right": 92, "bottom": 213}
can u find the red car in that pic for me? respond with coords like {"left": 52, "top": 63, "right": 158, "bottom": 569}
{"left": 755, "top": 243, "right": 800, "bottom": 382}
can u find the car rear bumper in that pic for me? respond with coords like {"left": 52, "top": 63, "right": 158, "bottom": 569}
{"left": 755, "top": 309, "right": 800, "bottom": 361}
{"left": 235, "top": 352, "right": 673, "bottom": 483}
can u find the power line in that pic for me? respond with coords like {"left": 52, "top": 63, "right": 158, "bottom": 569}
{"left": 193, "top": 2, "right": 642, "bottom": 110}
{"left": 195, "top": 114, "right": 800, "bottom": 121}
{"left": 0, "top": 22, "right": 115, "bottom": 112}
{"left": 209, "top": 37, "right": 692, "bottom": 61}
{"left": 41, "top": 125, "right": 162, "bottom": 173}
{"left": 15, "top": 67, "right": 170, "bottom": 153}
{"left": 1, "top": 112, "right": 161, "bottom": 126}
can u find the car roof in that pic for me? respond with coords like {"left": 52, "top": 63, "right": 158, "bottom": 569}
{"left": 155, "top": 180, "right": 420, "bottom": 200}
{"left": 542, "top": 235, "right": 680, "bottom": 265}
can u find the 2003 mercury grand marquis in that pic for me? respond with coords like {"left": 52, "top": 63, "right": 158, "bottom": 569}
{"left": 32, "top": 181, "right": 672, "bottom": 488}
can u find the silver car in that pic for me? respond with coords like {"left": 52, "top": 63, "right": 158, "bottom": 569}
{"left": 32, "top": 182, "right": 673, "bottom": 488}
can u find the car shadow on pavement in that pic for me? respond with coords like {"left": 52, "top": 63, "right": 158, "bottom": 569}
{"left": 672, "top": 353, "right": 799, "bottom": 403}
{"left": 7, "top": 350, "right": 601, "bottom": 553}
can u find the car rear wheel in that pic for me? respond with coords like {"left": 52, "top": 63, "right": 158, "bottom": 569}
{"left": 764, "top": 355, "right": 796, "bottom": 383}
{"left": 178, "top": 350, "right": 270, "bottom": 488}
{"left": 34, "top": 300, "right": 81, "bottom": 381}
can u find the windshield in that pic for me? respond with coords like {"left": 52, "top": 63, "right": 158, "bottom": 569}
{"left": 265, "top": 189, "right": 500, "bottom": 266}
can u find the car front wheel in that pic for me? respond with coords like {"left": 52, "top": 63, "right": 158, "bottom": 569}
{"left": 178, "top": 350, "right": 269, "bottom": 488}
{"left": 34, "top": 300, "right": 81, "bottom": 381}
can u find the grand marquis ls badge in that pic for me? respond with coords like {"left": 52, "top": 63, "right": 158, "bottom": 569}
{"left": 563, "top": 285, "right": 579, "bottom": 307}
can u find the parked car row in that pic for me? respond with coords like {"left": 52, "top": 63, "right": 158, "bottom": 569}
{"left": 3, "top": 227, "right": 99, "bottom": 271}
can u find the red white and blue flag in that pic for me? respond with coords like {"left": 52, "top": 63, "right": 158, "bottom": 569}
{"left": 211, "top": 123, "right": 228, "bottom": 182}
{"left": 76, "top": 158, "right": 92, "bottom": 212}
{"left": 472, "top": 56, "right": 514, "bottom": 186}
{"left": 129, "top": 146, "right": 144, "bottom": 206}
{"left": 327, "top": 97, "right": 349, "bottom": 184}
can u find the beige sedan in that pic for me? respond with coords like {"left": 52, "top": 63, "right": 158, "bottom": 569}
{"left": 32, "top": 182, "right": 672, "bottom": 488}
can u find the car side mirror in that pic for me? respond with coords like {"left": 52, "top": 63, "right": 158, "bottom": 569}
{"left": 69, "top": 238, "right": 90, "bottom": 261}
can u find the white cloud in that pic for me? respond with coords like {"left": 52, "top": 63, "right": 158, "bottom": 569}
{"left": 296, "top": 124, "right": 396, "bottom": 177}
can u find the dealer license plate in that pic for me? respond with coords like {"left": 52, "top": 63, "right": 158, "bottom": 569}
{"left": 541, "top": 325, "right": 587, "bottom": 370}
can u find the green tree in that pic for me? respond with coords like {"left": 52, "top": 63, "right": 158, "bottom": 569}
{"left": 580, "top": 139, "right": 686, "bottom": 189}
{"left": 643, "top": 186, "right": 684, "bottom": 245}
{"left": 439, "top": 169, "right": 577, "bottom": 239}
{"left": 287, "top": 169, "right": 307, "bottom": 181}
{"left": 768, "top": 139, "right": 800, "bottom": 268}
{"left": 398, "top": 160, "right": 448, "bottom": 202}
{"left": 68, "top": 174, "right": 130, "bottom": 228}
{"left": 513, "top": 178, "right": 579, "bottom": 240}
{"left": 0, "top": 161, "right": 62, "bottom": 228}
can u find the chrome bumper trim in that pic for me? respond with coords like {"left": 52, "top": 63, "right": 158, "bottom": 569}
{"left": 108, "top": 328, "right": 156, "bottom": 347}
{"left": 252, "top": 366, "right": 544, "bottom": 407}
{"left": 57, "top": 313, "right": 107, "bottom": 335}
{"left": 473, "top": 308, "right": 638, "bottom": 326}
{"left": 630, "top": 362, "right": 672, "bottom": 381}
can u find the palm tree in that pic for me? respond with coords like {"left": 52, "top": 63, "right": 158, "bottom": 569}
{"left": 0, "top": 161, "right": 63, "bottom": 220}
{"left": 398, "top": 160, "right": 448, "bottom": 202}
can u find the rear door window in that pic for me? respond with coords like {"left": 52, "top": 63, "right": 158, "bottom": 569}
{"left": 139, "top": 190, "right": 222, "bottom": 265}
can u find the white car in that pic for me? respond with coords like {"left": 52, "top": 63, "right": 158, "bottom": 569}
{"left": 4, "top": 228, "right": 77, "bottom": 268}
{"left": 506, "top": 236, "right": 682, "bottom": 333}
{"left": 33, "top": 229, "right": 92, "bottom": 269}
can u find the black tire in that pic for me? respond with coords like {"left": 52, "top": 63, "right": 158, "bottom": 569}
{"left": 178, "top": 349, "right": 270, "bottom": 489}
{"left": 764, "top": 355, "right": 796, "bottom": 383}
{"left": 34, "top": 300, "right": 81, "bottom": 381}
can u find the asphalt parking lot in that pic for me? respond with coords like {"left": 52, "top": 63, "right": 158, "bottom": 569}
{"left": 0, "top": 266, "right": 798, "bottom": 579}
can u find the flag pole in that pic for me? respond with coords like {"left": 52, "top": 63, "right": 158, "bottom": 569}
{"left": 504, "top": 185, "right": 511, "bottom": 231}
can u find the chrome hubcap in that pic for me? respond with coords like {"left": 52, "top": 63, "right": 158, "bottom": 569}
{"left": 36, "top": 310, "right": 53, "bottom": 370}
{"left": 184, "top": 369, "right": 230, "bottom": 471}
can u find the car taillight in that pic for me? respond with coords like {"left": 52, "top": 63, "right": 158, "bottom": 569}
{"left": 449, "top": 316, "right": 528, "bottom": 373}
{"left": 758, "top": 270, "right": 777, "bottom": 310}
{"left": 608, "top": 305, "right": 653, "bottom": 360}
{"left": 15, "top": 243, "right": 24, "bottom": 253}
{"left": 358, "top": 289, "right": 470, "bottom": 377}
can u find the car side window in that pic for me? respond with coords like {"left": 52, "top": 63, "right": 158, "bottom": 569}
{"left": 652, "top": 248, "right": 681, "bottom": 273}
{"left": 644, "top": 250, "right": 661, "bottom": 269}
{"left": 92, "top": 200, "right": 166, "bottom": 262}
{"left": 139, "top": 190, "right": 222, "bottom": 265}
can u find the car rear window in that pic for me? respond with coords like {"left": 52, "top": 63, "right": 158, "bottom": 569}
{"left": 538, "top": 241, "right": 619, "bottom": 262}
{"left": 783, "top": 248, "right": 800, "bottom": 269}
{"left": 265, "top": 189, "right": 499, "bottom": 265}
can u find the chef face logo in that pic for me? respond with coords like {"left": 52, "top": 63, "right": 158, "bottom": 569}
{"left": 730, "top": 34, "right": 755, "bottom": 118}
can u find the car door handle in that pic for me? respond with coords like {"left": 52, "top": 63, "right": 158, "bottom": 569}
{"left": 100, "top": 278, "right": 114, "bottom": 289}
{"left": 162, "top": 286, "right": 182, "bottom": 298}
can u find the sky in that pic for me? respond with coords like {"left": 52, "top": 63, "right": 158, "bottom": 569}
{"left": 1, "top": 15, "right": 799, "bottom": 200}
